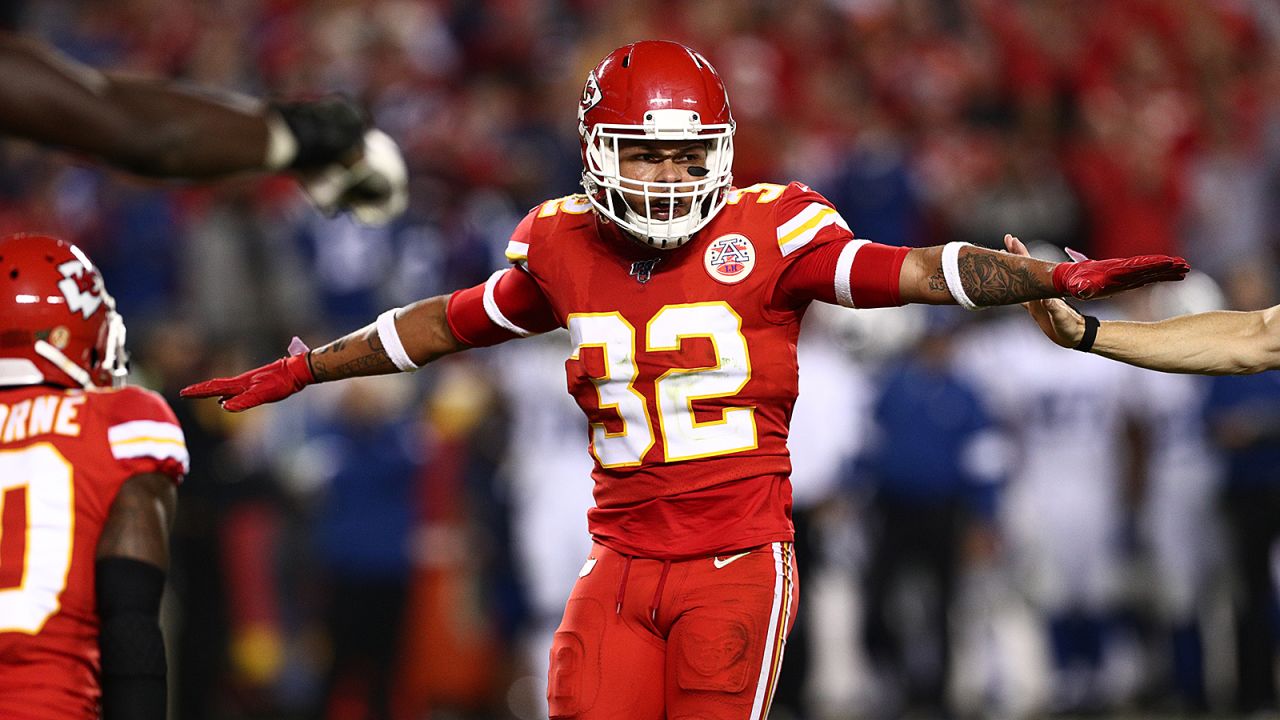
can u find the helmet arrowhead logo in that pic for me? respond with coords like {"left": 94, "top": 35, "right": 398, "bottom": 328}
{"left": 56, "top": 260, "right": 103, "bottom": 319}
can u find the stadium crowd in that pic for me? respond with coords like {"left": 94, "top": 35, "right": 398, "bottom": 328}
{"left": 4, "top": 0, "right": 1280, "bottom": 718}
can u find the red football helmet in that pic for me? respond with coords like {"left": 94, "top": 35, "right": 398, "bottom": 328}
{"left": 579, "top": 40, "right": 735, "bottom": 250}
{"left": 0, "top": 233, "right": 128, "bottom": 389}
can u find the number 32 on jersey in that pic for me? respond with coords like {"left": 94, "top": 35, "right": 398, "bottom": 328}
{"left": 568, "top": 302, "right": 756, "bottom": 467}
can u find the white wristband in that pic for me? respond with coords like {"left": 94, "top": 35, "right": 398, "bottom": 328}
{"left": 941, "top": 242, "right": 979, "bottom": 310}
{"left": 376, "top": 308, "right": 418, "bottom": 372}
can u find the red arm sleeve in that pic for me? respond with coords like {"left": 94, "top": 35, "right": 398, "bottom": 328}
{"left": 445, "top": 266, "right": 559, "bottom": 347}
{"left": 778, "top": 240, "right": 911, "bottom": 308}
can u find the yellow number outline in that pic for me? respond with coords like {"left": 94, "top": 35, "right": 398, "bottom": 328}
{"left": 537, "top": 194, "right": 594, "bottom": 218}
{"left": 647, "top": 302, "right": 758, "bottom": 462}
{"left": 726, "top": 183, "right": 787, "bottom": 205}
{"left": 567, "top": 312, "right": 655, "bottom": 468}
{"left": 0, "top": 443, "right": 75, "bottom": 635}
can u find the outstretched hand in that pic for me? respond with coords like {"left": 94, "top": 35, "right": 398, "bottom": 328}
{"left": 1050, "top": 243, "right": 1189, "bottom": 300}
{"left": 1003, "top": 235, "right": 1086, "bottom": 348}
{"left": 180, "top": 338, "right": 315, "bottom": 412}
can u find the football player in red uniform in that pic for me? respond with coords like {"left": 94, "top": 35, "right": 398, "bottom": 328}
{"left": 183, "top": 41, "right": 1190, "bottom": 719}
{"left": 0, "top": 233, "right": 186, "bottom": 720}
{"left": 0, "top": 31, "right": 406, "bottom": 224}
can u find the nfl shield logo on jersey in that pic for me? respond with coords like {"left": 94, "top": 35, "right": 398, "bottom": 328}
{"left": 704, "top": 234, "right": 755, "bottom": 284}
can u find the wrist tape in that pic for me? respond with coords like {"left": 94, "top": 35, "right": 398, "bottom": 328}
{"left": 941, "top": 242, "right": 979, "bottom": 310}
{"left": 377, "top": 308, "right": 418, "bottom": 371}
{"left": 1073, "top": 315, "right": 1100, "bottom": 352}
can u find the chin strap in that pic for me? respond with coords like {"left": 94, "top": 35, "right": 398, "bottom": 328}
{"left": 34, "top": 340, "right": 93, "bottom": 389}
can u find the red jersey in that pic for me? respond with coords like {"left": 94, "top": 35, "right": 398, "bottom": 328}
{"left": 0, "top": 384, "right": 186, "bottom": 720}
{"left": 454, "top": 182, "right": 905, "bottom": 559}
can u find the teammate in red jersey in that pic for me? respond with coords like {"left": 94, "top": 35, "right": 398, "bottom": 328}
{"left": 183, "top": 40, "right": 1190, "bottom": 719}
{"left": 0, "top": 31, "right": 406, "bottom": 224}
{"left": 0, "top": 233, "right": 185, "bottom": 720}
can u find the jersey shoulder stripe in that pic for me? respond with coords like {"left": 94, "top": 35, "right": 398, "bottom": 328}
{"left": 110, "top": 439, "right": 190, "bottom": 473}
{"left": 776, "top": 201, "right": 850, "bottom": 257}
{"left": 505, "top": 240, "right": 530, "bottom": 263}
{"left": 506, "top": 194, "right": 595, "bottom": 264}
{"left": 95, "top": 385, "right": 188, "bottom": 476}
{"left": 107, "top": 419, "right": 184, "bottom": 445}
{"left": 108, "top": 419, "right": 188, "bottom": 473}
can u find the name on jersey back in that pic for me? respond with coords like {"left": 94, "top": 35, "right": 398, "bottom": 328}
{"left": 0, "top": 394, "right": 85, "bottom": 444}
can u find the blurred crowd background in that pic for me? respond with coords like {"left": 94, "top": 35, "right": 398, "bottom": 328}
{"left": 5, "top": 0, "right": 1280, "bottom": 718}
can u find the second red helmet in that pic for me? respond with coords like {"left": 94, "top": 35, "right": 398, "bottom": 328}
{"left": 0, "top": 233, "right": 128, "bottom": 389}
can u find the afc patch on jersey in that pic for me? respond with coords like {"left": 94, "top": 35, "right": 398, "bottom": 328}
{"left": 704, "top": 234, "right": 756, "bottom": 284}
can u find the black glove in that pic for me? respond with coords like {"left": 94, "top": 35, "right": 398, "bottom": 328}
{"left": 270, "top": 96, "right": 367, "bottom": 170}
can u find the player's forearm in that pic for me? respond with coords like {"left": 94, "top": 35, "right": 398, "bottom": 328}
{"left": 902, "top": 245, "right": 1057, "bottom": 306}
{"left": 1092, "top": 308, "right": 1280, "bottom": 374}
{"left": 0, "top": 34, "right": 270, "bottom": 177}
{"left": 98, "top": 76, "right": 272, "bottom": 177}
{"left": 308, "top": 295, "right": 464, "bottom": 382}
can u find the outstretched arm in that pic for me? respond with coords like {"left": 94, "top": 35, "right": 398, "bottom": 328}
{"left": 0, "top": 32, "right": 407, "bottom": 222}
{"left": 897, "top": 235, "right": 1189, "bottom": 307}
{"left": 307, "top": 295, "right": 465, "bottom": 381}
{"left": 0, "top": 32, "right": 281, "bottom": 177}
{"left": 184, "top": 265, "right": 558, "bottom": 411}
{"left": 900, "top": 241, "right": 1057, "bottom": 305}
{"left": 1007, "top": 236, "right": 1280, "bottom": 374}
{"left": 182, "top": 294, "right": 467, "bottom": 411}
{"left": 1026, "top": 292, "right": 1280, "bottom": 375}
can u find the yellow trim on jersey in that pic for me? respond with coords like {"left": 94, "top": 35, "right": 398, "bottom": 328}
{"left": 109, "top": 436, "right": 185, "bottom": 447}
{"left": 645, "top": 302, "right": 758, "bottom": 463}
{"left": 777, "top": 207, "right": 833, "bottom": 250}
{"left": 567, "top": 311, "right": 655, "bottom": 469}
{"left": 504, "top": 240, "right": 530, "bottom": 262}
{"left": 0, "top": 443, "right": 74, "bottom": 635}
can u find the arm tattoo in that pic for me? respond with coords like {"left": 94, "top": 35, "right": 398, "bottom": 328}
{"left": 311, "top": 334, "right": 390, "bottom": 381}
{"left": 928, "top": 266, "right": 947, "bottom": 294}
{"left": 311, "top": 336, "right": 351, "bottom": 356}
{"left": 958, "top": 253, "right": 1053, "bottom": 305}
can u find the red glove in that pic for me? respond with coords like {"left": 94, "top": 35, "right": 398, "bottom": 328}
{"left": 181, "top": 340, "right": 314, "bottom": 412}
{"left": 1051, "top": 247, "right": 1190, "bottom": 300}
